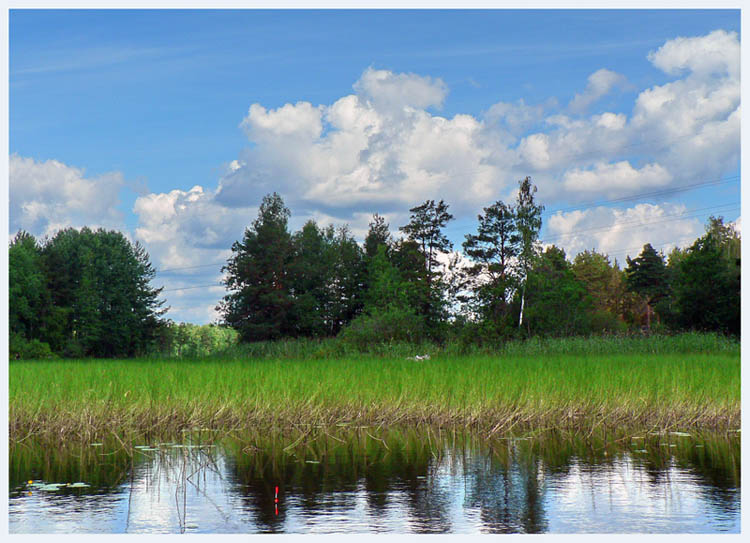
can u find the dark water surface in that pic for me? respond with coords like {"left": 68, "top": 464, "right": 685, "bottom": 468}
{"left": 9, "top": 428, "right": 740, "bottom": 534}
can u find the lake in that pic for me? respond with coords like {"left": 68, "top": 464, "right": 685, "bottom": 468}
{"left": 9, "top": 427, "right": 740, "bottom": 534}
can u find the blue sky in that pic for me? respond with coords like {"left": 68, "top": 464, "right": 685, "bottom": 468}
{"left": 9, "top": 9, "right": 741, "bottom": 323}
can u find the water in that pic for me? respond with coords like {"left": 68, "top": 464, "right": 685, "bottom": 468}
{"left": 9, "top": 428, "right": 740, "bottom": 534}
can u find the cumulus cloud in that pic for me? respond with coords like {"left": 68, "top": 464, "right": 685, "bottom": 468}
{"left": 38, "top": 28, "right": 733, "bottom": 324}
{"left": 647, "top": 29, "right": 739, "bottom": 78}
{"left": 544, "top": 203, "right": 705, "bottom": 261}
{"left": 213, "top": 28, "right": 738, "bottom": 230}
{"left": 562, "top": 161, "right": 672, "bottom": 196}
{"left": 133, "top": 185, "right": 250, "bottom": 271}
{"left": 568, "top": 68, "right": 627, "bottom": 114}
{"left": 9, "top": 154, "right": 125, "bottom": 238}
{"left": 216, "top": 68, "right": 505, "bottom": 217}
{"left": 353, "top": 67, "right": 448, "bottom": 112}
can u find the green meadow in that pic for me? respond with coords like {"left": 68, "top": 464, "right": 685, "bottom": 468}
{"left": 9, "top": 334, "right": 739, "bottom": 443}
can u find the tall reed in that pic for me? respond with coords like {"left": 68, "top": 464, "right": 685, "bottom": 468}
{"left": 10, "top": 342, "right": 739, "bottom": 443}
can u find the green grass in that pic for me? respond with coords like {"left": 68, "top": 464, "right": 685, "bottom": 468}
{"left": 10, "top": 334, "right": 739, "bottom": 442}
{"left": 214, "top": 331, "right": 740, "bottom": 359}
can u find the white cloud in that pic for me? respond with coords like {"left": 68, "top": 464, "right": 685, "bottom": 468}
{"left": 133, "top": 185, "right": 248, "bottom": 270}
{"left": 353, "top": 66, "right": 448, "bottom": 112}
{"left": 568, "top": 68, "right": 627, "bottom": 113}
{"left": 729, "top": 216, "right": 741, "bottom": 235}
{"left": 562, "top": 161, "right": 672, "bottom": 196}
{"left": 647, "top": 29, "right": 739, "bottom": 78}
{"left": 241, "top": 102, "right": 323, "bottom": 143}
{"left": 216, "top": 68, "right": 511, "bottom": 217}
{"left": 17, "top": 30, "right": 738, "bottom": 324}
{"left": 544, "top": 203, "right": 704, "bottom": 262}
{"left": 214, "top": 29, "right": 739, "bottom": 229}
{"left": 9, "top": 154, "right": 125, "bottom": 238}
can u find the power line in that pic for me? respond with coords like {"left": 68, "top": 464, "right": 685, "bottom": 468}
{"left": 442, "top": 173, "right": 739, "bottom": 234}
{"left": 156, "top": 262, "right": 226, "bottom": 273}
{"left": 155, "top": 203, "right": 739, "bottom": 294}
{"left": 540, "top": 202, "right": 739, "bottom": 243}
{"left": 151, "top": 173, "right": 739, "bottom": 275}
{"left": 162, "top": 283, "right": 224, "bottom": 293}
{"left": 542, "top": 175, "right": 739, "bottom": 216}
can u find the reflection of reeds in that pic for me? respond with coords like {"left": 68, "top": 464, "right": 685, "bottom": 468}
{"left": 9, "top": 348, "right": 739, "bottom": 443}
{"left": 10, "top": 425, "right": 740, "bottom": 533}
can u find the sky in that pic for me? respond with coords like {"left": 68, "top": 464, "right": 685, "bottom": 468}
{"left": 8, "top": 8, "right": 742, "bottom": 324}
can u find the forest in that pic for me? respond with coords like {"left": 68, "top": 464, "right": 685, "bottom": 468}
{"left": 8, "top": 177, "right": 741, "bottom": 359}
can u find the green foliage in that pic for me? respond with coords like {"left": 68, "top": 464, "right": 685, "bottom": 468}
{"left": 515, "top": 177, "right": 544, "bottom": 325}
{"left": 364, "top": 213, "right": 391, "bottom": 259}
{"left": 399, "top": 199, "right": 454, "bottom": 277}
{"left": 9, "top": 333, "right": 57, "bottom": 360}
{"left": 671, "top": 217, "right": 740, "bottom": 335}
{"left": 9, "top": 227, "right": 164, "bottom": 359}
{"left": 9, "top": 231, "right": 51, "bottom": 344}
{"left": 397, "top": 200, "right": 455, "bottom": 332}
{"left": 42, "top": 227, "right": 165, "bottom": 357}
{"left": 339, "top": 306, "right": 426, "bottom": 349}
{"left": 220, "top": 194, "right": 367, "bottom": 341}
{"left": 218, "top": 193, "right": 296, "bottom": 341}
{"left": 340, "top": 245, "right": 426, "bottom": 347}
{"left": 625, "top": 243, "right": 670, "bottom": 304}
{"left": 152, "top": 321, "right": 239, "bottom": 357}
{"left": 522, "top": 246, "right": 593, "bottom": 337}
{"left": 462, "top": 200, "right": 519, "bottom": 328}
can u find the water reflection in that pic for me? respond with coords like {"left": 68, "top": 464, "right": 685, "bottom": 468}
{"left": 9, "top": 428, "right": 740, "bottom": 534}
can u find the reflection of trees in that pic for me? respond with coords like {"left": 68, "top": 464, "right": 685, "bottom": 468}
{"left": 224, "top": 430, "right": 446, "bottom": 532}
{"left": 10, "top": 429, "right": 741, "bottom": 534}
{"left": 9, "top": 440, "right": 133, "bottom": 497}
{"left": 461, "top": 443, "right": 547, "bottom": 533}
{"left": 676, "top": 435, "right": 741, "bottom": 517}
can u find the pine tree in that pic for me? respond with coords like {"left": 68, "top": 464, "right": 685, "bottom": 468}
{"left": 218, "top": 193, "right": 295, "bottom": 341}
{"left": 624, "top": 243, "right": 669, "bottom": 331}
{"left": 462, "top": 200, "right": 520, "bottom": 326}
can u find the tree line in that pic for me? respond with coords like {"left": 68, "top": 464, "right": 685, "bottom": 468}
{"left": 218, "top": 178, "right": 740, "bottom": 347}
{"left": 9, "top": 227, "right": 165, "bottom": 358}
{"left": 9, "top": 177, "right": 740, "bottom": 358}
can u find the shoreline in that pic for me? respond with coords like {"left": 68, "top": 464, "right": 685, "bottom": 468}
{"left": 10, "top": 347, "right": 739, "bottom": 444}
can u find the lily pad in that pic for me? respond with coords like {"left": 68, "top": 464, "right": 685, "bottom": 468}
{"left": 39, "top": 483, "right": 67, "bottom": 491}
{"left": 69, "top": 482, "right": 90, "bottom": 488}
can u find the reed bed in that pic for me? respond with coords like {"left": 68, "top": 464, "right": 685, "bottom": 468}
{"left": 10, "top": 338, "right": 739, "bottom": 443}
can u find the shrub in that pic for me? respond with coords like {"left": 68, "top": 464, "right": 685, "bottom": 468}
{"left": 9, "top": 333, "right": 57, "bottom": 360}
{"left": 339, "top": 306, "right": 426, "bottom": 350}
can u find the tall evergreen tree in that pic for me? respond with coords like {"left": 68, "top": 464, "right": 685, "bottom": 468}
{"left": 572, "top": 249, "right": 628, "bottom": 331}
{"left": 671, "top": 216, "right": 740, "bottom": 335}
{"left": 624, "top": 243, "right": 669, "bottom": 330}
{"left": 9, "top": 231, "right": 55, "bottom": 355}
{"left": 289, "top": 220, "right": 332, "bottom": 337}
{"left": 218, "top": 193, "right": 295, "bottom": 341}
{"left": 398, "top": 199, "right": 455, "bottom": 332}
{"left": 462, "top": 200, "right": 519, "bottom": 326}
{"left": 399, "top": 199, "right": 454, "bottom": 284}
{"left": 39, "top": 227, "right": 164, "bottom": 357}
{"left": 364, "top": 213, "right": 392, "bottom": 259}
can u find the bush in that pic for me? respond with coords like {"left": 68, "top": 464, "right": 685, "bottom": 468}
{"left": 339, "top": 306, "right": 426, "bottom": 350}
{"left": 9, "top": 334, "right": 57, "bottom": 360}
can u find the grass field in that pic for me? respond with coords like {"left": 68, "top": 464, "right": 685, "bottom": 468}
{"left": 9, "top": 334, "right": 739, "bottom": 443}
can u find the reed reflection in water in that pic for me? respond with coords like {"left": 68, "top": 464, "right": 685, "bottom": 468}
{"left": 9, "top": 428, "right": 740, "bottom": 534}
